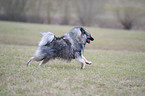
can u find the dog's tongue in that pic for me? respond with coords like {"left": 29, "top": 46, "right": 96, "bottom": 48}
{"left": 87, "top": 39, "right": 90, "bottom": 43}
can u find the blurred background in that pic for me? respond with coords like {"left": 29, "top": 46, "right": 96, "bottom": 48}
{"left": 0, "top": 0, "right": 145, "bottom": 30}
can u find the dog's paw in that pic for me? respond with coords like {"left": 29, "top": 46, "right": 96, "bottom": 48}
{"left": 86, "top": 61, "right": 92, "bottom": 65}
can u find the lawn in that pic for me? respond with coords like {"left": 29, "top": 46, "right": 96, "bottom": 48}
{"left": 0, "top": 21, "right": 145, "bottom": 96}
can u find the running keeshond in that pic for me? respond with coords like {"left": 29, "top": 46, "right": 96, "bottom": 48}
{"left": 26, "top": 27, "right": 94, "bottom": 69}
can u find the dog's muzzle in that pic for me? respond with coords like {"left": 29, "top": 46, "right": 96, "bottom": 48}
{"left": 87, "top": 36, "right": 94, "bottom": 43}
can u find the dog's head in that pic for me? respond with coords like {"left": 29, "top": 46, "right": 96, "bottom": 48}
{"left": 66, "top": 27, "right": 94, "bottom": 44}
{"left": 80, "top": 27, "right": 94, "bottom": 44}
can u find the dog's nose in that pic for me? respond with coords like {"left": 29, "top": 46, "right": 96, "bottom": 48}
{"left": 90, "top": 37, "right": 94, "bottom": 41}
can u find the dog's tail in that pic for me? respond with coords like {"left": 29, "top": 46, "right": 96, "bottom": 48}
{"left": 39, "top": 32, "right": 55, "bottom": 46}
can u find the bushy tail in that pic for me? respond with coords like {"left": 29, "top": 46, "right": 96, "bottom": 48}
{"left": 39, "top": 32, "right": 55, "bottom": 46}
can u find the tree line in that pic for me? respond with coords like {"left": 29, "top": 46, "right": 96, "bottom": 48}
{"left": 0, "top": 0, "right": 144, "bottom": 30}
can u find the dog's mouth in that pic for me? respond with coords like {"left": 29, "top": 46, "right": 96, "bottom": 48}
{"left": 86, "top": 37, "right": 94, "bottom": 43}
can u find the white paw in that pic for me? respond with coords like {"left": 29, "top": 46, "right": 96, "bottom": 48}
{"left": 86, "top": 61, "right": 92, "bottom": 65}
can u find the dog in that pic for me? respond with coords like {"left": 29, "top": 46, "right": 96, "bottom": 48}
{"left": 26, "top": 27, "right": 94, "bottom": 69}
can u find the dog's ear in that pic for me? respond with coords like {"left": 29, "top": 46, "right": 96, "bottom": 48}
{"left": 80, "top": 27, "right": 86, "bottom": 34}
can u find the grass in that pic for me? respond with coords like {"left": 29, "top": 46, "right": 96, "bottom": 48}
{"left": 0, "top": 21, "right": 145, "bottom": 96}
{"left": 0, "top": 21, "right": 145, "bottom": 51}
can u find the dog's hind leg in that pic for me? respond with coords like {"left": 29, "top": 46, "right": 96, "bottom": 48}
{"left": 26, "top": 57, "right": 34, "bottom": 66}
{"left": 39, "top": 58, "right": 50, "bottom": 67}
{"left": 26, "top": 57, "right": 41, "bottom": 66}
{"left": 76, "top": 57, "right": 86, "bottom": 69}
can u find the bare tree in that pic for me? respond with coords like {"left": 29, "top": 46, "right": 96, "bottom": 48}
{"left": 114, "top": 0, "right": 145, "bottom": 30}
{"left": 61, "top": 0, "right": 70, "bottom": 25}
{"left": 75, "top": 0, "right": 105, "bottom": 26}
{"left": 76, "top": 0, "right": 94, "bottom": 26}
{"left": 45, "top": 0, "right": 51, "bottom": 24}
{"left": 25, "top": 0, "right": 52, "bottom": 24}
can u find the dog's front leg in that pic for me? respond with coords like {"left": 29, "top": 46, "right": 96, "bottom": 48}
{"left": 82, "top": 55, "right": 92, "bottom": 65}
{"left": 76, "top": 57, "right": 86, "bottom": 69}
{"left": 39, "top": 58, "right": 50, "bottom": 67}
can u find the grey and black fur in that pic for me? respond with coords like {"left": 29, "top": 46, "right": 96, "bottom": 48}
{"left": 26, "top": 27, "right": 94, "bottom": 69}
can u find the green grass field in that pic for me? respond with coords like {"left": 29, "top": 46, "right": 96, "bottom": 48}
{"left": 0, "top": 21, "right": 145, "bottom": 96}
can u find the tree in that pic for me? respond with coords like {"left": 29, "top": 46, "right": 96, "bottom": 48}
{"left": 114, "top": 0, "right": 145, "bottom": 30}
{"left": 45, "top": 0, "right": 51, "bottom": 24}
{"left": 75, "top": 0, "right": 105, "bottom": 26}
{"left": 61, "top": 0, "right": 70, "bottom": 25}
